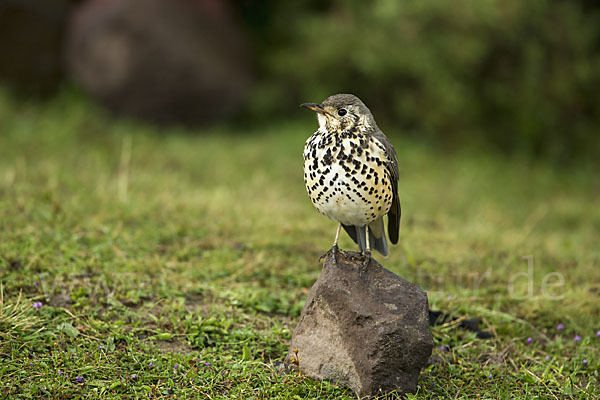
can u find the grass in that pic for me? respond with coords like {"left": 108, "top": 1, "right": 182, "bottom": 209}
{"left": 0, "top": 89, "right": 598, "bottom": 399}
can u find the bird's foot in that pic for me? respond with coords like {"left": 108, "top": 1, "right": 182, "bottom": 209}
{"left": 319, "top": 245, "right": 340, "bottom": 263}
{"left": 360, "top": 250, "right": 372, "bottom": 271}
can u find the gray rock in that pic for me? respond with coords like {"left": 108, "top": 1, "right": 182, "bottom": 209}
{"left": 285, "top": 250, "right": 433, "bottom": 398}
{"left": 66, "top": 0, "right": 252, "bottom": 126}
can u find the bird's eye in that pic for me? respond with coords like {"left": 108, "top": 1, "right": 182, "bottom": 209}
{"left": 337, "top": 108, "right": 347, "bottom": 117}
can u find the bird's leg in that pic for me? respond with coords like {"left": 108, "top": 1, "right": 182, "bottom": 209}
{"left": 331, "top": 223, "right": 342, "bottom": 262}
{"left": 362, "top": 226, "right": 372, "bottom": 268}
{"left": 319, "top": 223, "right": 342, "bottom": 263}
{"left": 332, "top": 223, "right": 341, "bottom": 248}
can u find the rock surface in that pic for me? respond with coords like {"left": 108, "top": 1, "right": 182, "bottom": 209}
{"left": 285, "top": 250, "right": 433, "bottom": 398}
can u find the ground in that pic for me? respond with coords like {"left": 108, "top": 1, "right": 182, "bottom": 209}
{"left": 0, "top": 90, "right": 598, "bottom": 399}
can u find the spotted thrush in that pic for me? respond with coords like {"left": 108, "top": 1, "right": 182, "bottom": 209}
{"left": 302, "top": 93, "right": 401, "bottom": 259}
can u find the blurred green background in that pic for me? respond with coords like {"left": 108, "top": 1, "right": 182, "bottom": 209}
{"left": 1, "top": 0, "right": 599, "bottom": 164}
{"left": 241, "top": 0, "right": 600, "bottom": 163}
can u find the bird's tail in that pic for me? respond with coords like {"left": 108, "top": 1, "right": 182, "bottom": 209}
{"left": 342, "top": 218, "right": 388, "bottom": 257}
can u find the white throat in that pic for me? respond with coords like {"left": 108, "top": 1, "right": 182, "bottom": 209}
{"left": 317, "top": 113, "right": 327, "bottom": 131}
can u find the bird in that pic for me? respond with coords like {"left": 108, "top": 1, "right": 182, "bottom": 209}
{"left": 301, "top": 93, "right": 400, "bottom": 260}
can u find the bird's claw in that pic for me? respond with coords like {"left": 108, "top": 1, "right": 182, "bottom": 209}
{"left": 319, "top": 245, "right": 340, "bottom": 263}
{"left": 361, "top": 250, "right": 372, "bottom": 270}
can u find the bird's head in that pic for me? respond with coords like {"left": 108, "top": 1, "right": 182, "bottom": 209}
{"left": 301, "top": 93, "right": 375, "bottom": 132}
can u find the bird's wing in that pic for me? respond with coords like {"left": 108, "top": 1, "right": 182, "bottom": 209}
{"left": 371, "top": 129, "right": 401, "bottom": 244}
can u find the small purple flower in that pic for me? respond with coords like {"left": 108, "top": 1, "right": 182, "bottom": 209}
{"left": 75, "top": 376, "right": 84, "bottom": 383}
{"left": 526, "top": 337, "right": 532, "bottom": 344}
{"left": 557, "top": 323, "right": 564, "bottom": 330}
{"left": 174, "top": 364, "right": 178, "bottom": 369}
{"left": 596, "top": 331, "right": 600, "bottom": 337}
{"left": 33, "top": 302, "right": 43, "bottom": 310}
{"left": 30, "top": 362, "right": 34, "bottom": 366}
{"left": 545, "top": 355, "right": 550, "bottom": 361}
{"left": 148, "top": 362, "right": 154, "bottom": 368}
{"left": 440, "top": 346, "right": 448, "bottom": 352}
{"left": 204, "top": 362, "right": 212, "bottom": 366}
{"left": 488, "top": 374, "right": 493, "bottom": 379}
{"left": 34, "top": 281, "right": 38, "bottom": 287}
{"left": 574, "top": 335, "right": 582, "bottom": 342}
{"left": 583, "top": 359, "right": 588, "bottom": 365}
{"left": 131, "top": 374, "right": 138, "bottom": 380}
{"left": 58, "top": 369, "right": 62, "bottom": 376}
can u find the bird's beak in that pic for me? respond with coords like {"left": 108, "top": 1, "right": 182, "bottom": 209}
{"left": 300, "top": 102, "right": 325, "bottom": 113}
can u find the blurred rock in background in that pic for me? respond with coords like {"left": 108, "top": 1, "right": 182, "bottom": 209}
{"left": 66, "top": 0, "right": 253, "bottom": 125}
{"left": 0, "top": 0, "right": 72, "bottom": 94}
